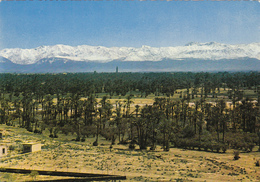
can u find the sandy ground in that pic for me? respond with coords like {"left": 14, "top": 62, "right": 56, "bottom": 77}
{"left": 0, "top": 125, "right": 260, "bottom": 182}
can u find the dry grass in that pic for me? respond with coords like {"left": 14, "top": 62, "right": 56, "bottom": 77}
{"left": 0, "top": 125, "right": 260, "bottom": 182}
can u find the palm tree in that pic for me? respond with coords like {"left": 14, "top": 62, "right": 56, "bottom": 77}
{"left": 192, "top": 101, "right": 199, "bottom": 134}
{"left": 84, "top": 94, "right": 97, "bottom": 126}
{"left": 14, "top": 99, "right": 22, "bottom": 126}
{"left": 159, "top": 118, "right": 174, "bottom": 151}
{"left": 0, "top": 98, "right": 9, "bottom": 124}
{"left": 197, "top": 111, "right": 204, "bottom": 150}
{"left": 114, "top": 100, "right": 122, "bottom": 142}
{"left": 124, "top": 95, "right": 133, "bottom": 117}
{"left": 133, "top": 105, "right": 153, "bottom": 150}
{"left": 93, "top": 107, "right": 103, "bottom": 146}
{"left": 21, "top": 92, "right": 34, "bottom": 130}
{"left": 174, "top": 101, "right": 181, "bottom": 126}
{"left": 180, "top": 97, "right": 188, "bottom": 128}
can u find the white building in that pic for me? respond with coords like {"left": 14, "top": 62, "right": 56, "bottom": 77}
{"left": 22, "top": 143, "right": 41, "bottom": 153}
{"left": 0, "top": 145, "right": 7, "bottom": 157}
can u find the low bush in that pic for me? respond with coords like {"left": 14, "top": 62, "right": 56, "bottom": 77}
{"left": 8, "top": 145, "right": 16, "bottom": 151}
{"left": 93, "top": 140, "right": 98, "bottom": 146}
{"left": 226, "top": 132, "right": 256, "bottom": 152}
{"left": 233, "top": 150, "right": 240, "bottom": 160}
{"left": 75, "top": 136, "right": 80, "bottom": 141}
{"left": 129, "top": 143, "right": 135, "bottom": 150}
{"left": 221, "top": 144, "right": 227, "bottom": 153}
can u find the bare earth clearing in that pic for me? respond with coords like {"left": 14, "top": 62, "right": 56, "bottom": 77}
{"left": 0, "top": 125, "right": 259, "bottom": 182}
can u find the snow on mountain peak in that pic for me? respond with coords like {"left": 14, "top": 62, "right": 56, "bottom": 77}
{"left": 0, "top": 42, "right": 260, "bottom": 65}
{"left": 185, "top": 42, "right": 200, "bottom": 46}
{"left": 185, "top": 41, "right": 223, "bottom": 47}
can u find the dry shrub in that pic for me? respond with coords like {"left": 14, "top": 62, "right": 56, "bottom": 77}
{"left": 233, "top": 150, "right": 240, "bottom": 160}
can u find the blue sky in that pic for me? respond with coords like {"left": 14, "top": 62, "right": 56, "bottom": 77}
{"left": 0, "top": 1, "right": 259, "bottom": 49}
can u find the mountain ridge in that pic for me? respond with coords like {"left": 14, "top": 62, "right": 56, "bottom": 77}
{"left": 1, "top": 42, "right": 260, "bottom": 65}
{"left": 0, "top": 56, "right": 259, "bottom": 73}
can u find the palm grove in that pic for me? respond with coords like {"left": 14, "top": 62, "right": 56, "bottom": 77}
{"left": 0, "top": 72, "right": 260, "bottom": 153}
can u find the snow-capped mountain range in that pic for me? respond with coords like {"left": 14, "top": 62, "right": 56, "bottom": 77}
{"left": 1, "top": 42, "right": 260, "bottom": 65}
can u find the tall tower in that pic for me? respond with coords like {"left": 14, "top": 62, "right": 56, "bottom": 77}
{"left": 116, "top": 66, "right": 118, "bottom": 73}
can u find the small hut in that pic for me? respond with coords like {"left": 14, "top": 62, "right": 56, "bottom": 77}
{"left": 22, "top": 143, "right": 41, "bottom": 153}
{"left": 0, "top": 145, "right": 7, "bottom": 157}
